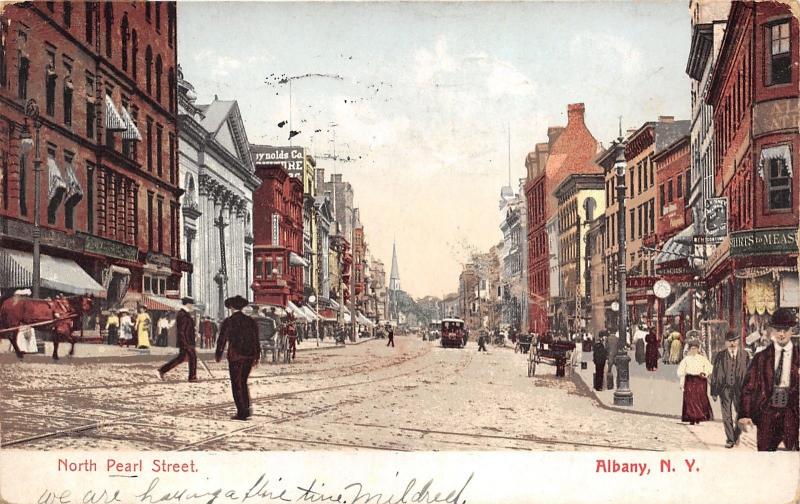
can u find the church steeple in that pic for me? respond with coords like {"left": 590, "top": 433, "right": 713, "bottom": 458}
{"left": 389, "top": 240, "right": 400, "bottom": 292}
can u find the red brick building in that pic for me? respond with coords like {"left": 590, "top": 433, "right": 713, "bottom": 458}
{"left": 654, "top": 136, "right": 691, "bottom": 245}
{"left": 0, "top": 2, "right": 184, "bottom": 315}
{"left": 250, "top": 158, "right": 304, "bottom": 307}
{"left": 704, "top": 0, "right": 799, "bottom": 343}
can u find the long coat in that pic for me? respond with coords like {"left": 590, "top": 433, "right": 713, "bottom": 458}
{"left": 740, "top": 343, "right": 799, "bottom": 426}
{"left": 710, "top": 348, "right": 750, "bottom": 398}
{"left": 176, "top": 309, "right": 196, "bottom": 349}
{"left": 593, "top": 342, "right": 608, "bottom": 365}
{"left": 645, "top": 332, "right": 660, "bottom": 368}
{"left": 215, "top": 311, "right": 260, "bottom": 362}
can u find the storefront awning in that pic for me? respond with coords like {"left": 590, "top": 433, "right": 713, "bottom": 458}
{"left": 665, "top": 289, "right": 691, "bottom": 317}
{"left": 141, "top": 294, "right": 184, "bottom": 312}
{"left": 656, "top": 224, "right": 696, "bottom": 266}
{"left": 287, "top": 301, "right": 310, "bottom": 321}
{"left": 301, "top": 305, "right": 319, "bottom": 321}
{"left": 289, "top": 252, "right": 309, "bottom": 267}
{"left": 0, "top": 248, "right": 106, "bottom": 296}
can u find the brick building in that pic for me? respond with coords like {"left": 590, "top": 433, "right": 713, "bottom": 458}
{"left": 0, "top": 1, "right": 185, "bottom": 317}
{"left": 703, "top": 0, "right": 799, "bottom": 349}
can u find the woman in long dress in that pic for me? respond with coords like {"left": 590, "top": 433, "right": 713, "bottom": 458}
{"left": 677, "top": 340, "right": 713, "bottom": 425}
{"left": 668, "top": 331, "right": 684, "bottom": 364}
{"left": 118, "top": 310, "right": 134, "bottom": 347}
{"left": 134, "top": 306, "right": 152, "bottom": 349}
{"left": 645, "top": 328, "right": 660, "bottom": 371}
{"left": 633, "top": 324, "right": 647, "bottom": 365}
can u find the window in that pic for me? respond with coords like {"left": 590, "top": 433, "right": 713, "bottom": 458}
{"left": 769, "top": 22, "right": 791, "bottom": 85}
{"left": 146, "top": 117, "right": 153, "bottom": 171}
{"left": 168, "top": 133, "right": 175, "bottom": 183}
{"left": 659, "top": 184, "right": 665, "bottom": 216}
{"left": 131, "top": 30, "right": 138, "bottom": 81}
{"left": 104, "top": 2, "right": 112, "bottom": 58}
{"left": 685, "top": 170, "right": 691, "bottom": 199}
{"left": 85, "top": 2, "right": 93, "bottom": 43}
{"left": 649, "top": 200, "right": 654, "bottom": 236}
{"left": 45, "top": 51, "right": 56, "bottom": 116}
{"left": 156, "top": 124, "right": 163, "bottom": 176}
{"left": 47, "top": 147, "right": 58, "bottom": 225}
{"left": 64, "top": 153, "right": 76, "bottom": 229}
{"left": 146, "top": 2, "right": 151, "bottom": 21}
{"left": 155, "top": 55, "right": 162, "bottom": 103}
{"left": 145, "top": 46, "right": 152, "bottom": 94}
{"left": 629, "top": 169, "right": 634, "bottom": 199}
{"left": 63, "top": 62, "right": 73, "bottom": 126}
{"left": 155, "top": 2, "right": 161, "bottom": 32}
{"left": 121, "top": 14, "right": 128, "bottom": 71}
{"left": 47, "top": 2, "right": 54, "bottom": 12}
{"left": 767, "top": 156, "right": 792, "bottom": 210}
{"left": 85, "top": 74, "right": 95, "bottom": 138}
{"left": 168, "top": 67, "right": 175, "bottom": 113}
{"left": 17, "top": 32, "right": 28, "bottom": 100}
{"left": 637, "top": 163, "right": 642, "bottom": 194}
{"left": 167, "top": 3, "right": 175, "bottom": 48}
{"left": 0, "top": 18, "right": 8, "bottom": 88}
{"left": 147, "top": 191, "right": 154, "bottom": 250}
{"left": 638, "top": 205, "right": 643, "bottom": 238}
{"left": 667, "top": 180, "right": 673, "bottom": 202}
{"left": 63, "top": 1, "right": 72, "bottom": 27}
{"left": 676, "top": 175, "right": 683, "bottom": 198}
{"left": 87, "top": 164, "right": 94, "bottom": 233}
{"left": 629, "top": 209, "right": 635, "bottom": 241}
{"left": 105, "top": 90, "right": 115, "bottom": 150}
{"left": 157, "top": 197, "right": 163, "bottom": 253}
{"left": 19, "top": 150, "right": 27, "bottom": 216}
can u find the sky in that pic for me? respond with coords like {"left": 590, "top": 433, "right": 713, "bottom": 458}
{"left": 178, "top": 1, "right": 691, "bottom": 299}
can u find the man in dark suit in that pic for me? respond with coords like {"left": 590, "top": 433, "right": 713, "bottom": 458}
{"left": 739, "top": 308, "right": 799, "bottom": 451}
{"left": 711, "top": 331, "right": 750, "bottom": 448}
{"left": 387, "top": 325, "right": 395, "bottom": 347}
{"left": 592, "top": 333, "right": 608, "bottom": 391}
{"left": 216, "top": 295, "right": 260, "bottom": 421}
{"left": 158, "top": 297, "right": 198, "bottom": 382}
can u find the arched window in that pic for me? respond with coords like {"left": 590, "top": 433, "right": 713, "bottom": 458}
{"left": 120, "top": 14, "right": 129, "bottom": 71}
{"left": 167, "top": 3, "right": 176, "bottom": 48}
{"left": 104, "top": 2, "right": 112, "bottom": 58}
{"left": 155, "top": 55, "right": 162, "bottom": 103}
{"left": 168, "top": 67, "right": 175, "bottom": 113}
{"left": 131, "top": 30, "right": 138, "bottom": 81}
{"left": 145, "top": 46, "right": 152, "bottom": 95}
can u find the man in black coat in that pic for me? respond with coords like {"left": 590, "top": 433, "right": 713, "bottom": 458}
{"left": 711, "top": 331, "right": 750, "bottom": 448}
{"left": 593, "top": 331, "right": 608, "bottom": 391}
{"left": 216, "top": 295, "right": 260, "bottom": 421}
{"left": 158, "top": 297, "right": 197, "bottom": 382}
{"left": 387, "top": 325, "right": 395, "bottom": 347}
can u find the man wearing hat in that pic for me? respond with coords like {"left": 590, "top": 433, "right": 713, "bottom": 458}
{"left": 740, "top": 307, "right": 799, "bottom": 451}
{"left": 158, "top": 297, "right": 198, "bottom": 382}
{"left": 215, "top": 295, "right": 260, "bottom": 420}
{"left": 711, "top": 331, "right": 750, "bottom": 448}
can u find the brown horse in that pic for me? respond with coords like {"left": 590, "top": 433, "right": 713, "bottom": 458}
{"left": 0, "top": 294, "right": 93, "bottom": 360}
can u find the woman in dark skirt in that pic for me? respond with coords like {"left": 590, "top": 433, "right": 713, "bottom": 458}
{"left": 645, "top": 328, "right": 660, "bottom": 371}
{"left": 677, "top": 340, "right": 714, "bottom": 424}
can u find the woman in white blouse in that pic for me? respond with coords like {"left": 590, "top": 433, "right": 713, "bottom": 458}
{"left": 677, "top": 340, "right": 714, "bottom": 425}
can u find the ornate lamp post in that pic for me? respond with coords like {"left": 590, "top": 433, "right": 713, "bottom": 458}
{"left": 613, "top": 139, "right": 633, "bottom": 406}
{"left": 21, "top": 100, "right": 43, "bottom": 297}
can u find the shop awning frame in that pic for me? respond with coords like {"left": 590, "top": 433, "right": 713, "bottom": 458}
{"left": 0, "top": 248, "right": 106, "bottom": 296}
{"left": 664, "top": 289, "right": 691, "bottom": 317}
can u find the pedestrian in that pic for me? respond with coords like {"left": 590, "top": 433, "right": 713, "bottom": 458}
{"left": 739, "top": 308, "right": 799, "bottom": 451}
{"left": 158, "top": 298, "right": 198, "bottom": 382}
{"left": 134, "top": 306, "right": 152, "bottom": 349}
{"left": 285, "top": 312, "right": 297, "bottom": 359}
{"left": 592, "top": 334, "right": 608, "bottom": 391}
{"left": 633, "top": 324, "right": 646, "bottom": 365}
{"left": 677, "top": 340, "right": 714, "bottom": 425}
{"left": 387, "top": 325, "right": 395, "bottom": 347}
{"left": 105, "top": 310, "right": 119, "bottom": 345}
{"left": 476, "top": 330, "right": 487, "bottom": 352}
{"left": 662, "top": 326, "right": 672, "bottom": 364}
{"left": 156, "top": 315, "right": 172, "bottom": 347}
{"left": 605, "top": 329, "right": 619, "bottom": 389}
{"left": 118, "top": 309, "right": 134, "bottom": 347}
{"left": 711, "top": 331, "right": 750, "bottom": 448}
{"left": 215, "top": 295, "right": 260, "bottom": 421}
{"left": 201, "top": 317, "right": 215, "bottom": 349}
{"left": 645, "top": 328, "right": 660, "bottom": 371}
{"left": 668, "top": 330, "right": 684, "bottom": 364}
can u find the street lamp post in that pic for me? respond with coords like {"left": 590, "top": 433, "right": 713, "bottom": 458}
{"left": 613, "top": 140, "right": 633, "bottom": 406}
{"left": 22, "top": 100, "right": 43, "bottom": 298}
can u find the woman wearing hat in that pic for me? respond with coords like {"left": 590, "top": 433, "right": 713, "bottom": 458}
{"left": 134, "top": 306, "right": 152, "bottom": 349}
{"left": 668, "top": 329, "right": 684, "bottom": 364}
{"left": 677, "top": 340, "right": 714, "bottom": 425}
{"left": 118, "top": 309, "right": 134, "bottom": 347}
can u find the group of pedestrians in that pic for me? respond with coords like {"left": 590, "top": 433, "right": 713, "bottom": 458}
{"left": 104, "top": 307, "right": 154, "bottom": 349}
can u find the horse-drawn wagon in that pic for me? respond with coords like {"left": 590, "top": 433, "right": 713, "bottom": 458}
{"left": 526, "top": 335, "right": 576, "bottom": 378}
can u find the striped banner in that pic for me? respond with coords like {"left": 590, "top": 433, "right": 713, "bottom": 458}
{"left": 120, "top": 106, "right": 143, "bottom": 141}
{"left": 104, "top": 94, "right": 127, "bottom": 132}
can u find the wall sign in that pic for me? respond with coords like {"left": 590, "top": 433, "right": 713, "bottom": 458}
{"left": 730, "top": 228, "right": 798, "bottom": 257}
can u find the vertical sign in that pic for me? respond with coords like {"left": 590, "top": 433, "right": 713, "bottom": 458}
{"left": 272, "top": 214, "right": 280, "bottom": 246}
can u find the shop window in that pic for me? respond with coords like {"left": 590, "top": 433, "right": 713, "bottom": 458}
{"left": 767, "top": 157, "right": 792, "bottom": 210}
{"left": 768, "top": 21, "right": 791, "bottom": 85}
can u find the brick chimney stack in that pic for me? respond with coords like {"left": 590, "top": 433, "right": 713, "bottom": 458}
{"left": 567, "top": 103, "right": 586, "bottom": 124}
{"left": 658, "top": 115, "right": 675, "bottom": 123}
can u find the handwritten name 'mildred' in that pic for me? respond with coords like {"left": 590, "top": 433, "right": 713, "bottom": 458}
{"left": 58, "top": 458, "right": 198, "bottom": 474}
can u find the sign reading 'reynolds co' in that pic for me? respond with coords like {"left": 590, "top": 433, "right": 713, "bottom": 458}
{"left": 252, "top": 145, "right": 305, "bottom": 179}
{"left": 730, "top": 228, "right": 798, "bottom": 257}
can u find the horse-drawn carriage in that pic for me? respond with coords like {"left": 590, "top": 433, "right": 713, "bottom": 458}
{"left": 526, "top": 335, "right": 576, "bottom": 378}
{"left": 514, "top": 334, "right": 532, "bottom": 354}
{"left": 255, "top": 312, "right": 293, "bottom": 364}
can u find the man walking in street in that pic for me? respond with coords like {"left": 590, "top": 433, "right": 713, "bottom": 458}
{"left": 739, "top": 308, "right": 799, "bottom": 451}
{"left": 711, "top": 331, "right": 750, "bottom": 448}
{"left": 477, "top": 330, "right": 487, "bottom": 352}
{"left": 604, "top": 329, "right": 618, "bottom": 389}
{"left": 387, "top": 325, "right": 395, "bottom": 347}
{"left": 216, "top": 295, "right": 260, "bottom": 421}
{"left": 158, "top": 298, "right": 197, "bottom": 382}
{"left": 592, "top": 334, "right": 608, "bottom": 391}
{"left": 285, "top": 312, "right": 297, "bottom": 359}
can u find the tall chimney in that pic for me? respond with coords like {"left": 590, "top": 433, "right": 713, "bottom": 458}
{"left": 658, "top": 115, "right": 675, "bottom": 123}
{"left": 316, "top": 167, "right": 325, "bottom": 188}
{"left": 567, "top": 103, "right": 586, "bottom": 125}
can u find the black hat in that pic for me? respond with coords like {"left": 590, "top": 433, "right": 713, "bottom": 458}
{"left": 181, "top": 297, "right": 194, "bottom": 305}
{"left": 725, "top": 331, "right": 739, "bottom": 342}
{"left": 687, "top": 339, "right": 701, "bottom": 348}
{"left": 224, "top": 295, "right": 249, "bottom": 310}
{"left": 769, "top": 308, "right": 797, "bottom": 329}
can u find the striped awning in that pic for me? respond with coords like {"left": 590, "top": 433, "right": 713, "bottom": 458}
{"left": 47, "top": 156, "right": 67, "bottom": 203}
{"left": 120, "top": 106, "right": 143, "bottom": 141}
{"left": 105, "top": 94, "right": 127, "bottom": 132}
{"left": 289, "top": 251, "right": 309, "bottom": 267}
{"left": 141, "top": 294, "right": 184, "bottom": 312}
{"left": 301, "top": 305, "right": 319, "bottom": 321}
{"left": 64, "top": 161, "right": 83, "bottom": 206}
{"left": 0, "top": 248, "right": 106, "bottom": 296}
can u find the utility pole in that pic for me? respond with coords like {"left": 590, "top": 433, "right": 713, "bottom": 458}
{"left": 350, "top": 207, "right": 356, "bottom": 342}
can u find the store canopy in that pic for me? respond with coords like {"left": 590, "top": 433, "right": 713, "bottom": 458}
{"left": 289, "top": 252, "right": 309, "bottom": 267}
{"left": 301, "top": 305, "right": 319, "bottom": 321}
{"left": 664, "top": 289, "right": 691, "bottom": 317}
{"left": 656, "top": 224, "right": 696, "bottom": 266}
{"left": 0, "top": 248, "right": 105, "bottom": 296}
{"left": 287, "top": 301, "right": 310, "bottom": 321}
{"left": 141, "top": 294, "right": 184, "bottom": 312}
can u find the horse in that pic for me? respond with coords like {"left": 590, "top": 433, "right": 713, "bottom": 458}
{"left": 0, "top": 294, "right": 93, "bottom": 360}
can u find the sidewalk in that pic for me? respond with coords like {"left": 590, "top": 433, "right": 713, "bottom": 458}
{"left": 573, "top": 349, "right": 758, "bottom": 450}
